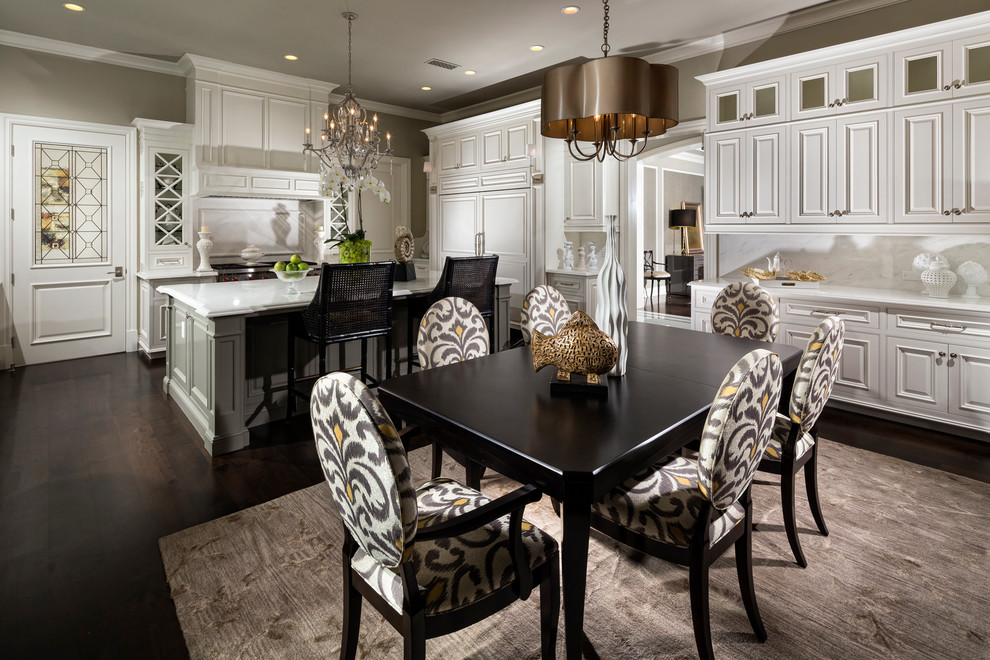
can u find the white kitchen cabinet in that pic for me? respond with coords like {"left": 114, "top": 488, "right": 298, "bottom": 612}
{"left": 481, "top": 119, "right": 532, "bottom": 170}
{"left": 563, "top": 154, "right": 619, "bottom": 230}
{"left": 886, "top": 337, "right": 990, "bottom": 423}
{"left": 790, "top": 55, "right": 888, "bottom": 120}
{"left": 893, "top": 98, "right": 990, "bottom": 224}
{"left": 790, "top": 112, "right": 886, "bottom": 225}
{"left": 137, "top": 273, "right": 216, "bottom": 357}
{"left": 706, "top": 126, "right": 787, "bottom": 225}
{"left": 134, "top": 120, "right": 195, "bottom": 272}
{"left": 438, "top": 134, "right": 478, "bottom": 173}
{"left": 894, "top": 35, "right": 990, "bottom": 105}
{"left": 547, "top": 270, "right": 598, "bottom": 315}
{"left": 707, "top": 75, "right": 787, "bottom": 131}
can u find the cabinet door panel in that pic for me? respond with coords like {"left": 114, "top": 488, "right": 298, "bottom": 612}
{"left": 566, "top": 159, "right": 599, "bottom": 223}
{"left": 839, "top": 55, "right": 887, "bottom": 113}
{"left": 783, "top": 326, "right": 879, "bottom": 402}
{"left": 438, "top": 195, "right": 478, "bottom": 256}
{"left": 505, "top": 124, "right": 530, "bottom": 164}
{"left": 268, "top": 98, "right": 308, "bottom": 171}
{"left": 438, "top": 139, "right": 460, "bottom": 172}
{"left": 748, "top": 127, "right": 785, "bottom": 223}
{"left": 482, "top": 130, "right": 503, "bottom": 167}
{"left": 791, "top": 68, "right": 834, "bottom": 120}
{"left": 949, "top": 344, "right": 990, "bottom": 421}
{"left": 707, "top": 133, "right": 743, "bottom": 223}
{"left": 893, "top": 105, "right": 952, "bottom": 223}
{"left": 955, "top": 34, "right": 990, "bottom": 97}
{"left": 886, "top": 337, "right": 947, "bottom": 412}
{"left": 459, "top": 135, "right": 478, "bottom": 169}
{"left": 221, "top": 90, "right": 266, "bottom": 168}
{"left": 791, "top": 122, "right": 833, "bottom": 223}
{"left": 837, "top": 113, "right": 885, "bottom": 224}
{"left": 952, "top": 99, "right": 990, "bottom": 222}
{"left": 481, "top": 191, "right": 528, "bottom": 257}
{"left": 894, "top": 43, "right": 953, "bottom": 106}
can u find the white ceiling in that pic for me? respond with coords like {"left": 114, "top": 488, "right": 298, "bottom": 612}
{"left": 0, "top": 0, "right": 835, "bottom": 113}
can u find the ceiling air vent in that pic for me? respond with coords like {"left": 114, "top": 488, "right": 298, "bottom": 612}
{"left": 425, "top": 58, "right": 460, "bottom": 70}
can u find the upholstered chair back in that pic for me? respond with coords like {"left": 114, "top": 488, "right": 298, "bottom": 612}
{"left": 789, "top": 316, "right": 846, "bottom": 434}
{"left": 417, "top": 297, "right": 490, "bottom": 370}
{"left": 697, "top": 349, "right": 783, "bottom": 510}
{"left": 311, "top": 372, "right": 418, "bottom": 568}
{"left": 710, "top": 282, "right": 780, "bottom": 341}
{"left": 520, "top": 285, "right": 572, "bottom": 343}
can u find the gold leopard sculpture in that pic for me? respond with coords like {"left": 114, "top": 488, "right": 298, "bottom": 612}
{"left": 532, "top": 311, "right": 618, "bottom": 384}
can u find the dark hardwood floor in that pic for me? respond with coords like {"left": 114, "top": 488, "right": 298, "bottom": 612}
{"left": 641, "top": 291, "right": 692, "bottom": 316}
{"left": 1, "top": 351, "right": 986, "bottom": 658}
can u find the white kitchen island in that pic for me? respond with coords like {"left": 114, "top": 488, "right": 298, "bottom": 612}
{"left": 158, "top": 273, "right": 515, "bottom": 456}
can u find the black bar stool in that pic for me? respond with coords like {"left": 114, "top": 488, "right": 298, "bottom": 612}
{"left": 286, "top": 261, "right": 396, "bottom": 419}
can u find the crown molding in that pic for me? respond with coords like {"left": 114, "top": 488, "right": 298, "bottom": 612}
{"left": 648, "top": 0, "right": 910, "bottom": 65}
{"left": 438, "top": 87, "right": 542, "bottom": 125}
{"left": 0, "top": 29, "right": 183, "bottom": 76}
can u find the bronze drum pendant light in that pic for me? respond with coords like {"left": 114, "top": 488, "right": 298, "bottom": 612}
{"left": 541, "top": 0, "right": 679, "bottom": 162}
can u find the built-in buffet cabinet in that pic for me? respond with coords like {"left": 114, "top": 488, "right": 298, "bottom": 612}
{"left": 425, "top": 101, "right": 543, "bottom": 327}
{"left": 699, "top": 12, "right": 990, "bottom": 233}
{"left": 691, "top": 282, "right": 990, "bottom": 438}
{"left": 563, "top": 153, "right": 619, "bottom": 231}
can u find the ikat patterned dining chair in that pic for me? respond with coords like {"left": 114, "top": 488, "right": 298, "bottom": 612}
{"left": 311, "top": 372, "right": 559, "bottom": 660}
{"left": 758, "top": 315, "right": 845, "bottom": 567}
{"left": 710, "top": 282, "right": 780, "bottom": 341}
{"left": 520, "top": 285, "right": 572, "bottom": 344}
{"left": 590, "top": 349, "right": 783, "bottom": 660}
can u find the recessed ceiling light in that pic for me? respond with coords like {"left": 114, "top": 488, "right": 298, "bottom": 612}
{"left": 421, "top": 86, "right": 432, "bottom": 91}
{"left": 561, "top": 6, "right": 580, "bottom": 14}
{"left": 284, "top": 54, "right": 298, "bottom": 61}
{"left": 464, "top": 70, "right": 476, "bottom": 76}
{"left": 63, "top": 3, "right": 85, "bottom": 11}
{"left": 530, "top": 45, "right": 545, "bottom": 52}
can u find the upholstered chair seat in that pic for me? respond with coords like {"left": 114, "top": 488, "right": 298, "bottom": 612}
{"left": 763, "top": 414, "right": 815, "bottom": 461}
{"left": 592, "top": 456, "right": 745, "bottom": 549}
{"left": 710, "top": 282, "right": 779, "bottom": 341}
{"left": 352, "top": 477, "right": 557, "bottom": 616}
{"left": 311, "top": 372, "right": 560, "bottom": 660}
{"left": 520, "top": 285, "right": 572, "bottom": 343}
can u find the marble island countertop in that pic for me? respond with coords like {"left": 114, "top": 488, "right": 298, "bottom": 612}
{"left": 690, "top": 279, "right": 990, "bottom": 314}
{"left": 158, "top": 271, "right": 518, "bottom": 318}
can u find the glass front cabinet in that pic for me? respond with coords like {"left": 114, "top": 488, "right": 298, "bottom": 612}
{"left": 894, "top": 35, "right": 990, "bottom": 105}
{"left": 790, "top": 55, "right": 888, "bottom": 120}
{"left": 707, "top": 75, "right": 787, "bottom": 131}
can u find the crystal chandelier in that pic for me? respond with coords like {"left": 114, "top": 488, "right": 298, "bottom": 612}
{"left": 304, "top": 11, "right": 392, "bottom": 191}
{"left": 541, "top": 0, "right": 678, "bottom": 162}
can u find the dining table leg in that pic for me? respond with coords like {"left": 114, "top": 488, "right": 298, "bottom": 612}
{"left": 561, "top": 488, "right": 593, "bottom": 660}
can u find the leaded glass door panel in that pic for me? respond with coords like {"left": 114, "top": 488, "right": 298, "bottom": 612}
{"left": 11, "top": 123, "right": 129, "bottom": 365}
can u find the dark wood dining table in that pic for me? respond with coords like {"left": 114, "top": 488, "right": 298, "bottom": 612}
{"left": 378, "top": 322, "right": 803, "bottom": 659}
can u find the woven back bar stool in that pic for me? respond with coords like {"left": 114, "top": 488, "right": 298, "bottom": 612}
{"left": 286, "top": 261, "right": 395, "bottom": 419}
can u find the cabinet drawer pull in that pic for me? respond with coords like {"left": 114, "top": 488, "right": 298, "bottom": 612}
{"left": 929, "top": 322, "right": 966, "bottom": 332}
{"left": 810, "top": 309, "right": 840, "bottom": 317}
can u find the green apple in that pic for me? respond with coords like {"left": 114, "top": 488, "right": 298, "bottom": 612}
{"left": 285, "top": 262, "right": 298, "bottom": 271}
{"left": 297, "top": 262, "right": 309, "bottom": 271}
{"left": 273, "top": 261, "right": 286, "bottom": 271}
{"left": 289, "top": 254, "right": 302, "bottom": 265}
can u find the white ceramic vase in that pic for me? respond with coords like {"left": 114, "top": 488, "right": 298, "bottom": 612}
{"left": 595, "top": 215, "right": 628, "bottom": 377}
{"left": 196, "top": 232, "right": 214, "bottom": 272}
{"left": 921, "top": 265, "right": 957, "bottom": 299}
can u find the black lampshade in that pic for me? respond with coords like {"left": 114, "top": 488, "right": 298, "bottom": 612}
{"left": 669, "top": 209, "right": 697, "bottom": 229}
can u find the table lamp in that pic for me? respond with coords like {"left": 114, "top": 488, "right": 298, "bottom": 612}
{"left": 669, "top": 209, "right": 697, "bottom": 255}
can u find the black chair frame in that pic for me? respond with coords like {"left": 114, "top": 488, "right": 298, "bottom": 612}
{"left": 590, "top": 486, "right": 765, "bottom": 660}
{"left": 339, "top": 484, "right": 560, "bottom": 660}
{"left": 286, "top": 261, "right": 395, "bottom": 419}
{"left": 756, "top": 423, "right": 828, "bottom": 568}
{"left": 644, "top": 249, "right": 670, "bottom": 301}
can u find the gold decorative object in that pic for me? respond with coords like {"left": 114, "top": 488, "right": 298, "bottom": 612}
{"left": 393, "top": 226, "right": 414, "bottom": 263}
{"left": 532, "top": 311, "right": 618, "bottom": 385}
{"left": 786, "top": 269, "right": 827, "bottom": 282}
{"left": 740, "top": 266, "right": 777, "bottom": 280}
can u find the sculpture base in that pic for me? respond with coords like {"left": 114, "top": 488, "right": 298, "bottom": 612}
{"left": 394, "top": 262, "right": 416, "bottom": 281}
{"left": 550, "top": 374, "right": 608, "bottom": 398}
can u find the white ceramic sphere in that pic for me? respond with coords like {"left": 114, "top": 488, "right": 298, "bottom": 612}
{"left": 956, "top": 260, "right": 988, "bottom": 285}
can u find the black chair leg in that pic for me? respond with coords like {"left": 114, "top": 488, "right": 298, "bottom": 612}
{"left": 736, "top": 497, "right": 767, "bottom": 641}
{"left": 781, "top": 460, "right": 807, "bottom": 568}
{"left": 688, "top": 550, "right": 715, "bottom": 660}
{"left": 360, "top": 338, "right": 368, "bottom": 385}
{"left": 540, "top": 558, "right": 561, "bottom": 660}
{"left": 407, "top": 312, "right": 417, "bottom": 375}
{"left": 340, "top": 566, "right": 361, "bottom": 660}
{"left": 805, "top": 444, "right": 829, "bottom": 536}
{"left": 402, "top": 612, "right": 426, "bottom": 660}
{"left": 465, "top": 461, "right": 486, "bottom": 490}
{"left": 430, "top": 441, "right": 443, "bottom": 480}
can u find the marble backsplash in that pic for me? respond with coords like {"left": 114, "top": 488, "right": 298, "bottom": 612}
{"left": 717, "top": 234, "right": 990, "bottom": 296}
{"left": 193, "top": 198, "right": 324, "bottom": 264}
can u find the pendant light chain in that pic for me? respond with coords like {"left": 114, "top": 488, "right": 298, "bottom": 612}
{"left": 346, "top": 11, "right": 354, "bottom": 88}
{"left": 601, "top": 0, "right": 610, "bottom": 57}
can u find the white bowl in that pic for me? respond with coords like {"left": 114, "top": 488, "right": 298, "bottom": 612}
{"left": 241, "top": 246, "right": 265, "bottom": 264}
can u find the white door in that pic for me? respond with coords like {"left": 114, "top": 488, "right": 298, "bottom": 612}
{"left": 11, "top": 124, "right": 128, "bottom": 365}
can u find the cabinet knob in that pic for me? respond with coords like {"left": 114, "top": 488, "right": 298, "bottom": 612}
{"left": 827, "top": 211, "right": 834, "bottom": 217}
{"left": 828, "top": 102, "right": 835, "bottom": 108}
{"left": 950, "top": 352, "right": 958, "bottom": 359}
{"left": 943, "top": 210, "right": 951, "bottom": 215}
{"left": 954, "top": 80, "right": 963, "bottom": 89}
{"left": 938, "top": 351, "right": 946, "bottom": 358}
{"left": 943, "top": 84, "right": 952, "bottom": 91}
{"left": 834, "top": 210, "right": 843, "bottom": 217}
{"left": 952, "top": 208, "right": 962, "bottom": 215}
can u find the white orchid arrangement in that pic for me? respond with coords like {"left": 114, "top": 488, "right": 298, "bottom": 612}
{"left": 912, "top": 252, "right": 949, "bottom": 272}
{"left": 320, "top": 166, "right": 391, "bottom": 246}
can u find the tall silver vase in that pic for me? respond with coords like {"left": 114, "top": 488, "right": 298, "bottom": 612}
{"left": 595, "top": 215, "right": 628, "bottom": 377}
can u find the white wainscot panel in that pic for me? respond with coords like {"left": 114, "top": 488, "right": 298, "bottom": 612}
{"left": 31, "top": 280, "right": 112, "bottom": 343}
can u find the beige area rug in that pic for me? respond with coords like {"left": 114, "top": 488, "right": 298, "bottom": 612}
{"left": 160, "top": 440, "right": 990, "bottom": 659}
